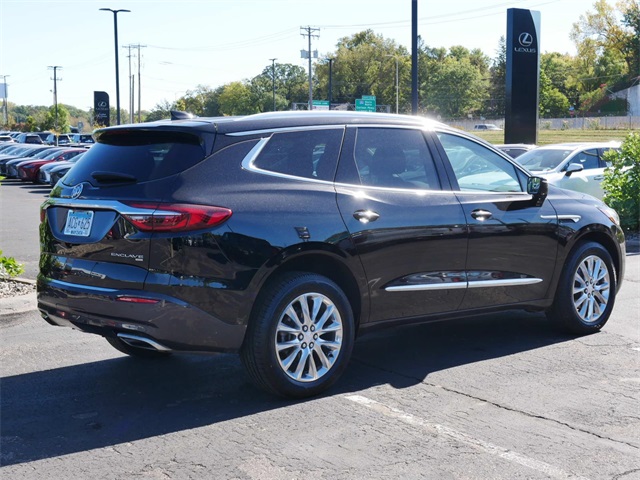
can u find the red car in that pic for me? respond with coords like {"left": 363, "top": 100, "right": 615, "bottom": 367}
{"left": 17, "top": 148, "right": 86, "bottom": 182}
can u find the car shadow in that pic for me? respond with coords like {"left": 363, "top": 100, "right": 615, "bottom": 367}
{"left": 1, "top": 310, "right": 576, "bottom": 466}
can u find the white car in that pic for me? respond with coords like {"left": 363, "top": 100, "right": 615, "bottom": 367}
{"left": 516, "top": 142, "right": 621, "bottom": 199}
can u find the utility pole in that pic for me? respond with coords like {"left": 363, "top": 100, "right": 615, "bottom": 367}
{"left": 269, "top": 58, "right": 277, "bottom": 111}
{"left": 135, "top": 44, "right": 146, "bottom": 123}
{"left": 48, "top": 66, "right": 62, "bottom": 144}
{"left": 300, "top": 26, "right": 319, "bottom": 110}
{"left": 411, "top": 0, "right": 418, "bottom": 114}
{"left": 328, "top": 58, "right": 334, "bottom": 108}
{"left": 123, "top": 44, "right": 134, "bottom": 123}
{"left": 0, "top": 75, "right": 9, "bottom": 126}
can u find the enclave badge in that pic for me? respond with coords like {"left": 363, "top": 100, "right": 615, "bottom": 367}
{"left": 71, "top": 184, "right": 83, "bottom": 199}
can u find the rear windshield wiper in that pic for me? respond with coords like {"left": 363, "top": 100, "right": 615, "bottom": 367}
{"left": 91, "top": 171, "right": 137, "bottom": 183}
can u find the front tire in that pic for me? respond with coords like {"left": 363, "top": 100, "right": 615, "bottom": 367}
{"left": 547, "top": 241, "right": 616, "bottom": 334}
{"left": 241, "top": 272, "right": 355, "bottom": 398}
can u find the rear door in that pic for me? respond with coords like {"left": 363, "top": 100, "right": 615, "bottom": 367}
{"left": 335, "top": 126, "right": 468, "bottom": 324}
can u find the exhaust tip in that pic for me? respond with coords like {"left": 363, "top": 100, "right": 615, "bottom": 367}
{"left": 116, "top": 333, "right": 172, "bottom": 352}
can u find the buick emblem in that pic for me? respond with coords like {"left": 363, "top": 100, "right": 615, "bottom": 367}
{"left": 71, "top": 184, "right": 83, "bottom": 199}
{"left": 519, "top": 32, "right": 533, "bottom": 47}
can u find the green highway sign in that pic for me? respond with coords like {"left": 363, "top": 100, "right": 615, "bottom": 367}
{"left": 312, "top": 100, "right": 330, "bottom": 110}
{"left": 355, "top": 97, "right": 376, "bottom": 112}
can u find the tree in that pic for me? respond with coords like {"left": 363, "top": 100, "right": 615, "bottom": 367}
{"left": 602, "top": 132, "right": 640, "bottom": 231}
{"left": 218, "top": 82, "right": 260, "bottom": 115}
{"left": 487, "top": 36, "right": 507, "bottom": 117}
{"left": 571, "top": 0, "right": 636, "bottom": 87}
{"left": 144, "top": 100, "right": 175, "bottom": 122}
{"left": 539, "top": 70, "right": 570, "bottom": 117}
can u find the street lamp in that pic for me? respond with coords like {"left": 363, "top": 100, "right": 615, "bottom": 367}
{"left": 100, "top": 8, "right": 130, "bottom": 125}
{"left": 385, "top": 55, "right": 399, "bottom": 114}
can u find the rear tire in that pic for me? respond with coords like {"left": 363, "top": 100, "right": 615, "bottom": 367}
{"left": 547, "top": 241, "right": 616, "bottom": 334}
{"left": 105, "top": 336, "right": 172, "bottom": 359}
{"left": 241, "top": 272, "right": 355, "bottom": 398}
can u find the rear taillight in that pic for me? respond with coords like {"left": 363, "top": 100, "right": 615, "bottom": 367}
{"left": 121, "top": 202, "right": 232, "bottom": 232}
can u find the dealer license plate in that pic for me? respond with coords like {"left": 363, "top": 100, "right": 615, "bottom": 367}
{"left": 63, "top": 210, "right": 94, "bottom": 237}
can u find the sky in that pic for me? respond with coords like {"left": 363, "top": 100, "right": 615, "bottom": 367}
{"left": 0, "top": 0, "right": 597, "bottom": 113}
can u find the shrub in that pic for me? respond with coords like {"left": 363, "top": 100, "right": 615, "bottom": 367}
{"left": 0, "top": 250, "right": 24, "bottom": 278}
{"left": 602, "top": 132, "right": 640, "bottom": 232}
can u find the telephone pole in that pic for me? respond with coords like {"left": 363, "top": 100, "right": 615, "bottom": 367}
{"left": 135, "top": 44, "right": 146, "bottom": 123}
{"left": 0, "top": 75, "right": 9, "bottom": 126}
{"left": 48, "top": 66, "right": 62, "bottom": 142}
{"left": 269, "top": 58, "right": 277, "bottom": 111}
{"left": 300, "top": 26, "right": 319, "bottom": 110}
{"left": 123, "top": 44, "right": 134, "bottom": 123}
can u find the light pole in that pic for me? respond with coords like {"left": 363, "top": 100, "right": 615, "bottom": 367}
{"left": 328, "top": 58, "right": 334, "bottom": 109}
{"left": 269, "top": 58, "right": 277, "bottom": 111}
{"left": 100, "top": 8, "right": 130, "bottom": 125}
{"left": 385, "top": 55, "right": 399, "bottom": 114}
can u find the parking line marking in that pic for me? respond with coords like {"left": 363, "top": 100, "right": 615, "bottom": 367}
{"left": 345, "top": 394, "right": 590, "bottom": 480}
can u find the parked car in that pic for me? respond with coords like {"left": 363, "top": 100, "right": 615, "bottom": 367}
{"left": 45, "top": 133, "right": 73, "bottom": 146}
{"left": 70, "top": 133, "right": 95, "bottom": 145}
{"left": 0, "top": 134, "right": 15, "bottom": 143}
{"left": 495, "top": 143, "right": 537, "bottom": 158}
{"left": 473, "top": 124, "right": 502, "bottom": 131}
{"left": 39, "top": 151, "right": 86, "bottom": 184}
{"left": 16, "top": 133, "right": 44, "bottom": 144}
{"left": 516, "top": 142, "right": 620, "bottom": 199}
{"left": 17, "top": 148, "right": 85, "bottom": 182}
{"left": 38, "top": 111, "right": 625, "bottom": 398}
{"left": 0, "top": 145, "right": 54, "bottom": 175}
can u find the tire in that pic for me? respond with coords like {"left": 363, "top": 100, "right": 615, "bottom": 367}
{"left": 105, "top": 336, "right": 172, "bottom": 359}
{"left": 547, "top": 241, "right": 616, "bottom": 335}
{"left": 241, "top": 272, "right": 355, "bottom": 398}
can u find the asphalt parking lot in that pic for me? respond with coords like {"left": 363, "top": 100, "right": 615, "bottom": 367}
{"left": 1, "top": 178, "right": 639, "bottom": 479}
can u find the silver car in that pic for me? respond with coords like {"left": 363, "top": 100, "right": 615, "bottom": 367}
{"left": 516, "top": 142, "right": 620, "bottom": 199}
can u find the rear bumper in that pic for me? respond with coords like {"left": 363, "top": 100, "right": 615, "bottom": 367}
{"left": 37, "top": 278, "right": 246, "bottom": 353}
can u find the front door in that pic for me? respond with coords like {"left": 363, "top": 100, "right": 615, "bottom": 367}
{"left": 431, "top": 131, "right": 559, "bottom": 310}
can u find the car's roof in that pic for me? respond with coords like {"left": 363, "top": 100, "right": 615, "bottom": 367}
{"left": 535, "top": 141, "right": 620, "bottom": 150}
{"left": 97, "top": 111, "right": 452, "bottom": 136}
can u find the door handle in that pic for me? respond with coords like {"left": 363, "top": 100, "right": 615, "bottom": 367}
{"left": 593, "top": 175, "right": 604, "bottom": 181}
{"left": 353, "top": 209, "right": 380, "bottom": 224}
{"left": 470, "top": 209, "right": 493, "bottom": 221}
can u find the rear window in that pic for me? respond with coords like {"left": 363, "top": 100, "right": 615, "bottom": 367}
{"left": 63, "top": 130, "right": 206, "bottom": 186}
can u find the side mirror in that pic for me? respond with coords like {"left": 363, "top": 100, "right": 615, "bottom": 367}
{"left": 527, "top": 176, "right": 548, "bottom": 207}
{"left": 564, "top": 163, "right": 584, "bottom": 177}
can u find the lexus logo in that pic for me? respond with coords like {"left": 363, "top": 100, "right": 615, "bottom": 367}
{"left": 71, "top": 184, "right": 83, "bottom": 199}
{"left": 97, "top": 101, "right": 107, "bottom": 108}
{"left": 519, "top": 32, "right": 533, "bottom": 47}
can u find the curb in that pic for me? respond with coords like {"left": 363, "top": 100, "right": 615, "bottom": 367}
{"left": 0, "top": 277, "right": 37, "bottom": 320}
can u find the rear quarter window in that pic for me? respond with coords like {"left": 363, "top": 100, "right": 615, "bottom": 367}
{"left": 63, "top": 130, "right": 207, "bottom": 186}
{"left": 252, "top": 128, "right": 344, "bottom": 181}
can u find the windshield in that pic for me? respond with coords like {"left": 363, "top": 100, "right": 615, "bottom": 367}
{"left": 518, "top": 148, "right": 573, "bottom": 172}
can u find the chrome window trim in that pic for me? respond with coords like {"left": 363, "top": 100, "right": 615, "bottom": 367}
{"left": 386, "top": 277, "right": 542, "bottom": 292}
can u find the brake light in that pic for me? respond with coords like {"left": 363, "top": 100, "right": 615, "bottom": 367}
{"left": 122, "top": 202, "right": 232, "bottom": 232}
{"left": 116, "top": 296, "right": 160, "bottom": 304}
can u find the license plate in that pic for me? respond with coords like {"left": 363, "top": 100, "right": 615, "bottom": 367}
{"left": 63, "top": 210, "right": 94, "bottom": 237}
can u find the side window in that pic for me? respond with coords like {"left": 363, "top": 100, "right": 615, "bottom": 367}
{"left": 253, "top": 129, "right": 343, "bottom": 181}
{"left": 437, "top": 132, "right": 523, "bottom": 193}
{"left": 352, "top": 128, "right": 440, "bottom": 190}
{"left": 569, "top": 149, "right": 599, "bottom": 170}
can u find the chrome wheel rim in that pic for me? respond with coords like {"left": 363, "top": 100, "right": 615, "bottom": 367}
{"left": 275, "top": 292, "right": 343, "bottom": 383}
{"left": 573, "top": 255, "right": 610, "bottom": 324}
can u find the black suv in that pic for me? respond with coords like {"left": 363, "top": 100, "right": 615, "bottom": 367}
{"left": 38, "top": 112, "right": 625, "bottom": 397}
